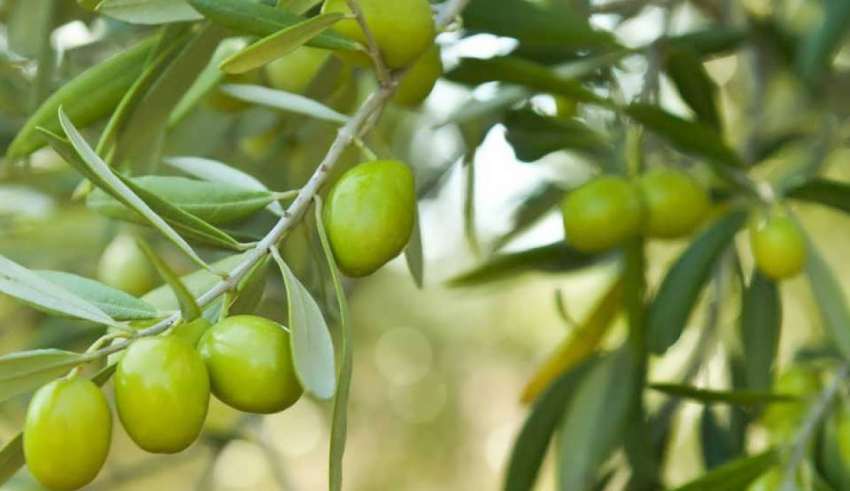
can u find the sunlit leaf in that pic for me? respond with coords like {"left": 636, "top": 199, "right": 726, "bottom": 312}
{"left": 97, "top": 0, "right": 203, "bottom": 24}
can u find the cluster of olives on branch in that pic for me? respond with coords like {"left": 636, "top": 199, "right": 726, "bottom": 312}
{"left": 560, "top": 169, "right": 807, "bottom": 280}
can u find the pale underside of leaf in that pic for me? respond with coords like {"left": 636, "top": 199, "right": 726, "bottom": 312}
{"left": 219, "top": 84, "right": 349, "bottom": 124}
{"left": 98, "top": 0, "right": 203, "bottom": 25}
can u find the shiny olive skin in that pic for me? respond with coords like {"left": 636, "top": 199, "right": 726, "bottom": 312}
{"left": 24, "top": 377, "right": 111, "bottom": 491}
{"left": 199, "top": 315, "right": 302, "bottom": 414}
{"left": 265, "top": 46, "right": 331, "bottom": 94}
{"left": 323, "top": 160, "right": 416, "bottom": 277}
{"left": 749, "top": 213, "right": 807, "bottom": 280}
{"left": 637, "top": 168, "right": 710, "bottom": 239}
{"left": 322, "top": 0, "right": 435, "bottom": 69}
{"left": 393, "top": 45, "right": 442, "bottom": 107}
{"left": 561, "top": 176, "right": 643, "bottom": 252}
{"left": 97, "top": 234, "right": 155, "bottom": 296}
{"left": 115, "top": 336, "right": 209, "bottom": 454}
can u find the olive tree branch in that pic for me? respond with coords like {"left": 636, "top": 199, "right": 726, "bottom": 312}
{"left": 345, "top": 0, "right": 391, "bottom": 87}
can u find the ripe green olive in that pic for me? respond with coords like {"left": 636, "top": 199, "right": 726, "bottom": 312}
{"left": 24, "top": 377, "right": 111, "bottom": 491}
{"left": 199, "top": 315, "right": 302, "bottom": 414}
{"left": 265, "top": 46, "right": 331, "bottom": 94}
{"left": 637, "top": 168, "right": 710, "bottom": 239}
{"left": 321, "top": 0, "right": 435, "bottom": 69}
{"left": 323, "top": 160, "right": 416, "bottom": 277}
{"left": 115, "top": 336, "right": 209, "bottom": 454}
{"left": 393, "top": 45, "right": 442, "bottom": 107}
{"left": 560, "top": 176, "right": 643, "bottom": 252}
{"left": 97, "top": 234, "right": 156, "bottom": 296}
{"left": 749, "top": 212, "right": 806, "bottom": 280}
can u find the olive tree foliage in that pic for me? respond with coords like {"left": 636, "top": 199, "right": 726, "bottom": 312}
{"left": 1, "top": 0, "right": 850, "bottom": 490}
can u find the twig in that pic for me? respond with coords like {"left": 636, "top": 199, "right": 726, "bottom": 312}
{"left": 345, "top": 0, "right": 391, "bottom": 87}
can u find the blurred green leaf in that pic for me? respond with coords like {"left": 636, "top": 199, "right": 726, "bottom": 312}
{"left": 0, "top": 349, "right": 83, "bottom": 403}
{"left": 739, "top": 272, "right": 781, "bottom": 390}
{"left": 796, "top": 0, "right": 850, "bottom": 87}
{"left": 649, "top": 384, "right": 797, "bottom": 405}
{"left": 221, "top": 83, "right": 349, "bottom": 123}
{"left": 664, "top": 48, "right": 721, "bottom": 130}
{"left": 505, "top": 357, "right": 598, "bottom": 491}
{"left": 97, "top": 0, "right": 203, "bottom": 24}
{"left": 220, "top": 13, "right": 344, "bottom": 74}
{"left": 449, "top": 242, "right": 606, "bottom": 286}
{"left": 647, "top": 209, "right": 747, "bottom": 353}
{"left": 660, "top": 27, "right": 747, "bottom": 58}
{"left": 700, "top": 406, "right": 737, "bottom": 470}
{"left": 404, "top": 205, "right": 424, "bottom": 288}
{"left": 807, "top": 241, "right": 850, "bottom": 360}
{"left": 0, "top": 253, "right": 120, "bottom": 328}
{"left": 36, "top": 271, "right": 159, "bottom": 321}
{"left": 626, "top": 103, "right": 744, "bottom": 168}
{"left": 671, "top": 450, "right": 778, "bottom": 490}
{"left": 273, "top": 249, "right": 336, "bottom": 400}
{"left": 135, "top": 237, "right": 201, "bottom": 322}
{"left": 503, "top": 109, "right": 610, "bottom": 162}
{"left": 818, "top": 403, "right": 850, "bottom": 489}
{"left": 0, "top": 434, "right": 23, "bottom": 487}
{"left": 493, "top": 184, "right": 564, "bottom": 251}
{"left": 787, "top": 178, "right": 850, "bottom": 215}
{"left": 87, "top": 175, "right": 274, "bottom": 226}
{"left": 188, "top": 0, "right": 358, "bottom": 51}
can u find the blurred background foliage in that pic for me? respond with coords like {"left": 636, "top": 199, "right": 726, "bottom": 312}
{"left": 3, "top": 0, "right": 850, "bottom": 490}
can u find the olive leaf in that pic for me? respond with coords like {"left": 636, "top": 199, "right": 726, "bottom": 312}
{"left": 35, "top": 271, "right": 159, "bottom": 321}
{"left": 0, "top": 349, "right": 83, "bottom": 403}
{"left": 314, "top": 198, "right": 353, "bottom": 491}
{"left": 796, "top": 0, "right": 850, "bottom": 87}
{"left": 404, "top": 205, "right": 425, "bottom": 289}
{"left": 97, "top": 0, "right": 203, "bottom": 25}
{"left": 664, "top": 48, "right": 721, "bottom": 130}
{"left": 272, "top": 248, "right": 336, "bottom": 400}
{"left": 739, "top": 272, "right": 781, "bottom": 390}
{"left": 163, "top": 156, "right": 284, "bottom": 215}
{"left": 143, "top": 253, "right": 247, "bottom": 313}
{"left": 220, "top": 13, "right": 344, "bottom": 74}
{"left": 135, "top": 237, "right": 202, "bottom": 322}
{"left": 87, "top": 176, "right": 275, "bottom": 225}
{"left": 503, "top": 109, "right": 611, "bottom": 162}
{"left": 648, "top": 384, "right": 797, "bottom": 406}
{"left": 0, "top": 253, "right": 121, "bottom": 328}
{"left": 786, "top": 178, "right": 850, "bottom": 216}
{"left": 806, "top": 241, "right": 850, "bottom": 360}
{"left": 6, "top": 36, "right": 156, "bottom": 160}
{"left": 219, "top": 84, "right": 349, "bottom": 124}
{"left": 227, "top": 256, "right": 270, "bottom": 316}
{"left": 647, "top": 209, "right": 747, "bottom": 353}
{"left": 670, "top": 450, "right": 778, "bottom": 490}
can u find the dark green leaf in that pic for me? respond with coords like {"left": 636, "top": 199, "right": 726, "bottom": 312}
{"left": 449, "top": 242, "right": 606, "bottom": 286}
{"left": 671, "top": 450, "right": 778, "bottom": 491}
{"left": 504, "top": 357, "right": 598, "bottom": 491}
{"left": 796, "top": 0, "right": 850, "bottom": 87}
{"left": 36, "top": 271, "right": 159, "bottom": 321}
{"left": 135, "top": 237, "right": 202, "bottom": 322}
{"left": 700, "top": 406, "right": 737, "bottom": 470}
{"left": 504, "top": 109, "right": 611, "bottom": 162}
{"left": 493, "top": 184, "right": 564, "bottom": 251}
{"left": 739, "top": 272, "right": 781, "bottom": 390}
{"left": 404, "top": 205, "right": 424, "bottom": 288}
{"left": 787, "top": 178, "right": 850, "bottom": 215}
{"left": 807, "top": 241, "right": 850, "bottom": 360}
{"left": 660, "top": 28, "right": 747, "bottom": 58}
{"left": 664, "top": 48, "right": 721, "bottom": 130}
{"left": 647, "top": 209, "right": 747, "bottom": 353}
{"left": 649, "top": 383, "right": 797, "bottom": 405}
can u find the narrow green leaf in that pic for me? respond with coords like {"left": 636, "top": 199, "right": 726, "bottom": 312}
{"left": 661, "top": 27, "right": 747, "bottom": 57}
{"left": 283, "top": 0, "right": 322, "bottom": 14}
{"left": 0, "top": 435, "right": 23, "bottom": 487}
{"left": 664, "top": 48, "right": 721, "bottom": 130}
{"left": 449, "top": 242, "right": 605, "bottom": 286}
{"left": 98, "top": 0, "right": 203, "bottom": 24}
{"left": 505, "top": 358, "right": 598, "bottom": 491}
{"left": 87, "top": 175, "right": 275, "bottom": 225}
{"left": 0, "top": 253, "right": 120, "bottom": 327}
{"left": 219, "top": 84, "right": 349, "bottom": 124}
{"left": 494, "top": 184, "right": 563, "bottom": 251}
{"left": 671, "top": 450, "right": 778, "bottom": 491}
{"left": 404, "top": 205, "right": 425, "bottom": 288}
{"left": 626, "top": 103, "right": 744, "bottom": 168}
{"left": 739, "top": 272, "right": 781, "bottom": 390}
{"left": 135, "top": 237, "right": 202, "bottom": 322}
{"left": 220, "top": 13, "right": 343, "bottom": 74}
{"left": 272, "top": 249, "right": 336, "bottom": 400}
{"left": 796, "top": 1, "right": 850, "bottom": 87}
{"left": 227, "top": 257, "right": 270, "bottom": 316}
{"left": 787, "top": 178, "right": 850, "bottom": 215}
{"left": 649, "top": 384, "right": 797, "bottom": 405}
{"left": 36, "top": 271, "right": 159, "bottom": 321}
{"left": 188, "top": 0, "right": 358, "bottom": 51}
{"left": 700, "top": 406, "right": 737, "bottom": 470}
{"left": 0, "top": 349, "right": 83, "bottom": 403}
{"left": 807, "top": 241, "right": 850, "bottom": 360}
{"left": 647, "top": 209, "right": 747, "bottom": 353}
{"left": 143, "top": 253, "right": 247, "bottom": 312}
{"left": 315, "top": 198, "right": 353, "bottom": 491}
{"left": 503, "top": 109, "right": 611, "bottom": 162}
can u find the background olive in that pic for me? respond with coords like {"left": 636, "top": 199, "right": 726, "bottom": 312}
{"left": 97, "top": 234, "right": 156, "bottom": 296}
{"left": 750, "top": 212, "right": 807, "bottom": 280}
{"left": 321, "top": 0, "right": 435, "bottom": 69}
{"left": 200, "top": 315, "right": 302, "bottom": 414}
{"left": 115, "top": 336, "right": 209, "bottom": 454}
{"left": 323, "top": 160, "right": 416, "bottom": 277}
{"left": 24, "top": 377, "right": 111, "bottom": 491}
{"left": 393, "top": 45, "right": 442, "bottom": 107}
{"left": 560, "top": 176, "right": 643, "bottom": 252}
{"left": 638, "top": 168, "right": 710, "bottom": 239}
{"left": 265, "top": 46, "right": 331, "bottom": 94}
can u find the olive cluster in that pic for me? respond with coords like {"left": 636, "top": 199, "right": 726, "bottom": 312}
{"left": 561, "top": 169, "right": 806, "bottom": 280}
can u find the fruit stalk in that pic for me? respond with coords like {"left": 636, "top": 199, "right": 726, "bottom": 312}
{"left": 345, "top": 0, "right": 391, "bottom": 86}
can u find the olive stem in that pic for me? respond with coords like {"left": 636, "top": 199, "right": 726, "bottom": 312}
{"left": 353, "top": 137, "right": 377, "bottom": 161}
{"left": 272, "top": 190, "right": 300, "bottom": 201}
{"left": 345, "top": 0, "right": 391, "bottom": 87}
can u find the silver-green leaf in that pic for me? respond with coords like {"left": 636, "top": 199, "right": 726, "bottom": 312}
{"left": 36, "top": 271, "right": 159, "bottom": 321}
{"left": 0, "top": 349, "right": 83, "bottom": 403}
{"left": 219, "top": 84, "right": 349, "bottom": 124}
{"left": 97, "top": 0, "right": 203, "bottom": 25}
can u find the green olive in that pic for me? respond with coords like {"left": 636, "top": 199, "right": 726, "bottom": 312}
{"left": 115, "top": 336, "right": 209, "bottom": 454}
{"left": 637, "top": 168, "right": 710, "bottom": 239}
{"left": 321, "top": 0, "right": 435, "bottom": 69}
{"left": 393, "top": 45, "right": 442, "bottom": 107}
{"left": 97, "top": 234, "right": 156, "bottom": 296}
{"left": 199, "top": 315, "right": 302, "bottom": 414}
{"left": 323, "top": 160, "right": 416, "bottom": 277}
{"left": 265, "top": 46, "right": 331, "bottom": 94}
{"left": 749, "top": 212, "right": 806, "bottom": 280}
{"left": 560, "top": 176, "right": 643, "bottom": 252}
{"left": 24, "top": 377, "right": 111, "bottom": 491}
